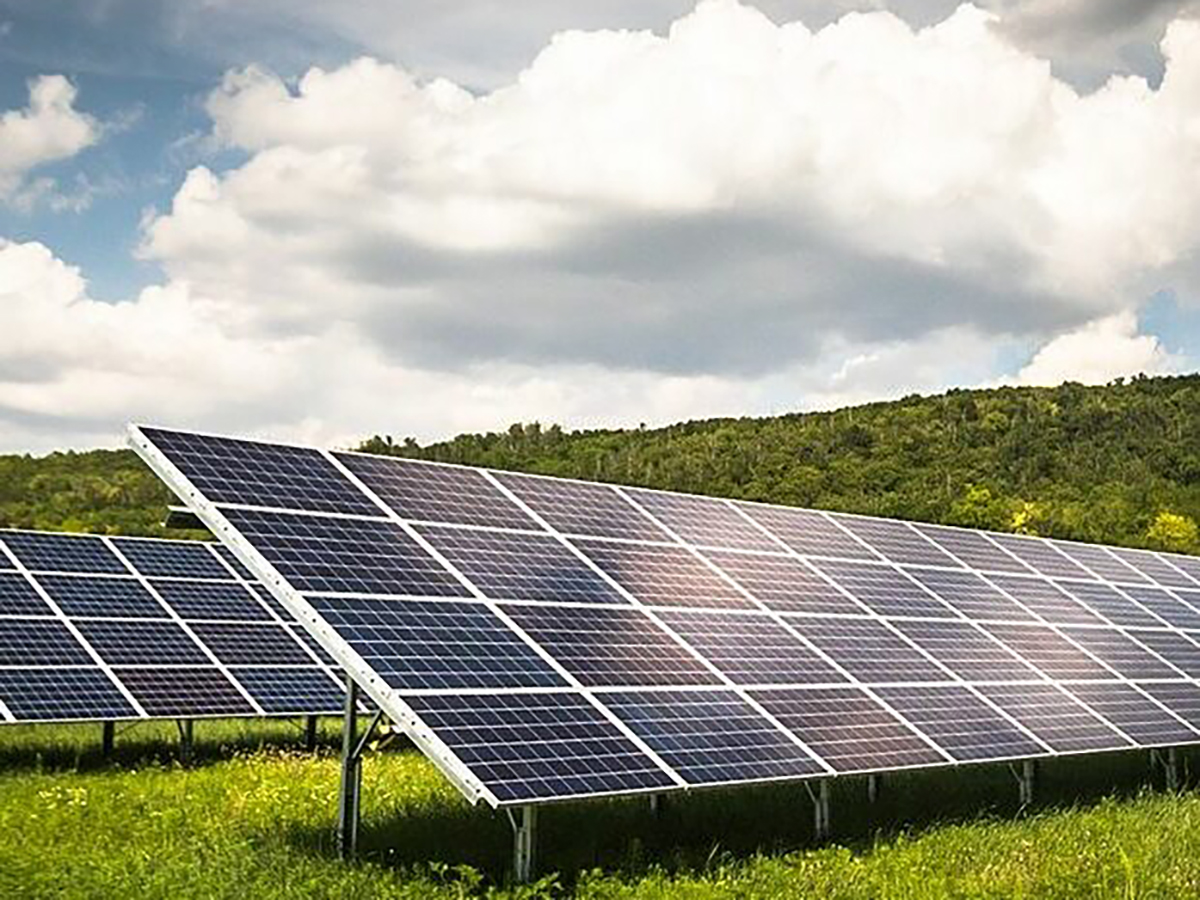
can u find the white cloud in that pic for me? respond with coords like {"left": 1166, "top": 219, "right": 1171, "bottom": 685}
{"left": 0, "top": 75, "right": 98, "bottom": 207}
{"left": 1012, "top": 311, "right": 1180, "bottom": 386}
{"left": 4, "top": 1, "right": 1200, "bottom": 451}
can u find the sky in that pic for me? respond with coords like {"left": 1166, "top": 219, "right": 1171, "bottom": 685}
{"left": 2, "top": 0, "right": 1200, "bottom": 453}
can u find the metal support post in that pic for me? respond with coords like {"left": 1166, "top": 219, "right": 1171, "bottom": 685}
{"left": 337, "top": 678, "right": 383, "bottom": 861}
{"left": 806, "top": 779, "right": 831, "bottom": 840}
{"left": 1012, "top": 759, "right": 1035, "bottom": 807}
{"left": 510, "top": 805, "right": 538, "bottom": 883}
{"left": 338, "top": 678, "right": 361, "bottom": 860}
{"left": 177, "top": 719, "right": 194, "bottom": 765}
{"left": 867, "top": 774, "right": 880, "bottom": 804}
{"left": 304, "top": 714, "right": 319, "bottom": 752}
{"left": 649, "top": 793, "right": 665, "bottom": 818}
{"left": 1153, "top": 747, "right": 1181, "bottom": 791}
{"left": 101, "top": 721, "right": 115, "bottom": 757}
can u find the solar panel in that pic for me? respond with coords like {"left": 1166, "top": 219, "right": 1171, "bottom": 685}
{"left": 751, "top": 686, "right": 945, "bottom": 773}
{"left": 0, "top": 528, "right": 348, "bottom": 723}
{"left": 503, "top": 604, "right": 719, "bottom": 687}
{"left": 1140, "top": 681, "right": 1200, "bottom": 730}
{"left": 493, "top": 472, "right": 670, "bottom": 542}
{"left": 873, "top": 685, "right": 1045, "bottom": 762}
{"left": 574, "top": 540, "right": 754, "bottom": 609}
{"left": 701, "top": 551, "right": 865, "bottom": 616}
{"left": 402, "top": 692, "right": 678, "bottom": 802}
{"left": 603, "top": 689, "right": 825, "bottom": 784}
{"left": 830, "top": 515, "right": 960, "bottom": 568}
{"left": 807, "top": 560, "right": 955, "bottom": 619}
{"left": 334, "top": 452, "right": 540, "bottom": 531}
{"left": 129, "top": 424, "right": 1200, "bottom": 808}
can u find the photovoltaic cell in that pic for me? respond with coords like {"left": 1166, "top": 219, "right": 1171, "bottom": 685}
{"left": 503, "top": 604, "right": 718, "bottom": 687}
{"left": 114, "top": 667, "right": 255, "bottom": 717}
{"left": 1129, "top": 630, "right": 1200, "bottom": 677}
{"left": 624, "top": 488, "right": 779, "bottom": 552}
{"left": 189, "top": 622, "right": 317, "bottom": 666}
{"left": 751, "top": 686, "right": 944, "bottom": 772}
{"left": 974, "top": 683, "right": 1129, "bottom": 753}
{"left": 223, "top": 508, "right": 468, "bottom": 597}
{"left": 905, "top": 568, "right": 1036, "bottom": 622}
{"left": 979, "top": 623, "right": 1116, "bottom": 681}
{"left": 702, "top": 551, "right": 864, "bottom": 616}
{"left": 889, "top": 619, "right": 1042, "bottom": 682}
{"left": 140, "top": 427, "right": 378, "bottom": 515}
{"left": 402, "top": 692, "right": 676, "bottom": 802}
{"left": 0, "top": 573, "right": 52, "bottom": 616}
{"left": 985, "top": 575, "right": 1102, "bottom": 626}
{"left": 1055, "top": 582, "right": 1165, "bottom": 629}
{"left": 0, "top": 669, "right": 136, "bottom": 721}
{"left": 0, "top": 619, "right": 91, "bottom": 666}
{"left": 212, "top": 544, "right": 255, "bottom": 580}
{"left": 656, "top": 610, "right": 846, "bottom": 686}
{"left": 110, "top": 537, "right": 233, "bottom": 580}
{"left": 574, "top": 540, "right": 753, "bottom": 609}
{"left": 1163, "top": 552, "right": 1200, "bottom": 586}
{"left": 1140, "top": 681, "right": 1200, "bottom": 731}
{"left": 233, "top": 667, "right": 344, "bottom": 714}
{"left": 419, "top": 526, "right": 624, "bottom": 604}
{"left": 830, "top": 515, "right": 960, "bottom": 568}
{"left": 915, "top": 525, "right": 1032, "bottom": 574}
{"left": 874, "top": 685, "right": 1045, "bottom": 762}
{"left": 986, "top": 535, "right": 1093, "bottom": 581}
{"left": 735, "top": 504, "right": 876, "bottom": 560}
{"left": 602, "top": 689, "right": 824, "bottom": 784}
{"left": 38, "top": 575, "right": 165, "bottom": 619}
{"left": 308, "top": 596, "right": 564, "bottom": 690}
{"left": 75, "top": 620, "right": 209, "bottom": 666}
{"left": 792, "top": 617, "right": 951, "bottom": 684}
{"left": 1118, "top": 586, "right": 1200, "bottom": 630}
{"left": 334, "top": 453, "right": 539, "bottom": 531}
{"left": 1, "top": 531, "right": 126, "bottom": 575}
{"left": 1052, "top": 541, "right": 1149, "bottom": 585}
{"left": 1061, "top": 683, "right": 1198, "bottom": 746}
{"left": 151, "top": 580, "right": 272, "bottom": 621}
{"left": 808, "top": 560, "right": 954, "bottom": 619}
{"left": 493, "top": 472, "right": 670, "bottom": 542}
{"left": 1110, "top": 548, "right": 1198, "bottom": 590}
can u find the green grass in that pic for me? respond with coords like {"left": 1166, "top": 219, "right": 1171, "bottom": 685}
{"left": 2, "top": 720, "right": 1200, "bottom": 898}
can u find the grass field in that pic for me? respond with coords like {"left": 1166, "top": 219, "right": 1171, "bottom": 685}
{"left": 2, "top": 719, "right": 1200, "bottom": 898}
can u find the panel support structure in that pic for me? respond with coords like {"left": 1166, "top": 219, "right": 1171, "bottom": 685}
{"left": 177, "top": 719, "right": 194, "bottom": 765}
{"left": 510, "top": 805, "right": 538, "bottom": 884}
{"left": 101, "top": 721, "right": 115, "bottom": 757}
{"left": 867, "top": 774, "right": 880, "bottom": 805}
{"left": 1011, "top": 759, "right": 1036, "bottom": 808}
{"left": 807, "top": 780, "right": 831, "bottom": 841}
{"left": 1151, "top": 748, "right": 1181, "bottom": 792}
{"left": 338, "top": 678, "right": 383, "bottom": 860}
{"left": 304, "top": 715, "right": 319, "bottom": 752}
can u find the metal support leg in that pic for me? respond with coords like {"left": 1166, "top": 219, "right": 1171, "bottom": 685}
{"left": 338, "top": 678, "right": 361, "bottom": 860}
{"left": 867, "top": 774, "right": 880, "bottom": 804}
{"left": 807, "top": 779, "right": 831, "bottom": 840}
{"left": 101, "top": 721, "right": 115, "bottom": 757}
{"left": 510, "top": 805, "right": 538, "bottom": 883}
{"left": 649, "top": 793, "right": 665, "bottom": 818}
{"left": 304, "top": 715, "right": 319, "bottom": 752}
{"left": 177, "top": 719, "right": 194, "bottom": 765}
{"left": 1013, "top": 759, "right": 1035, "bottom": 807}
{"left": 1153, "top": 748, "right": 1181, "bottom": 791}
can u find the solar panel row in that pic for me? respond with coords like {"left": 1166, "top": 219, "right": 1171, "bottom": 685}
{"left": 0, "top": 529, "right": 345, "bottom": 723}
{"left": 130, "top": 426, "right": 1200, "bottom": 807}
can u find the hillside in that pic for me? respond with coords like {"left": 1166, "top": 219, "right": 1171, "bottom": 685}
{"left": 4, "top": 374, "right": 1200, "bottom": 552}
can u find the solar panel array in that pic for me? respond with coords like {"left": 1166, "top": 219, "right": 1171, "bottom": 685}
{"left": 0, "top": 529, "right": 345, "bottom": 723}
{"left": 131, "top": 426, "right": 1200, "bottom": 807}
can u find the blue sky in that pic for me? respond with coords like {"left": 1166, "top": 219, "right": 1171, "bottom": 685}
{"left": 1, "top": 0, "right": 1199, "bottom": 452}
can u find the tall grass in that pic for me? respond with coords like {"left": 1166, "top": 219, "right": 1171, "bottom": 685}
{"left": 1, "top": 720, "right": 1198, "bottom": 898}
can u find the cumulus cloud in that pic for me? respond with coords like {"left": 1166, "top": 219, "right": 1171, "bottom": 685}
{"left": 3, "top": 0, "right": 1200, "bottom": 450}
{"left": 1013, "top": 311, "right": 1180, "bottom": 386}
{"left": 0, "top": 75, "right": 98, "bottom": 208}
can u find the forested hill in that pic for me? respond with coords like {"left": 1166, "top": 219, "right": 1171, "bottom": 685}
{"left": 4, "top": 374, "right": 1200, "bottom": 553}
